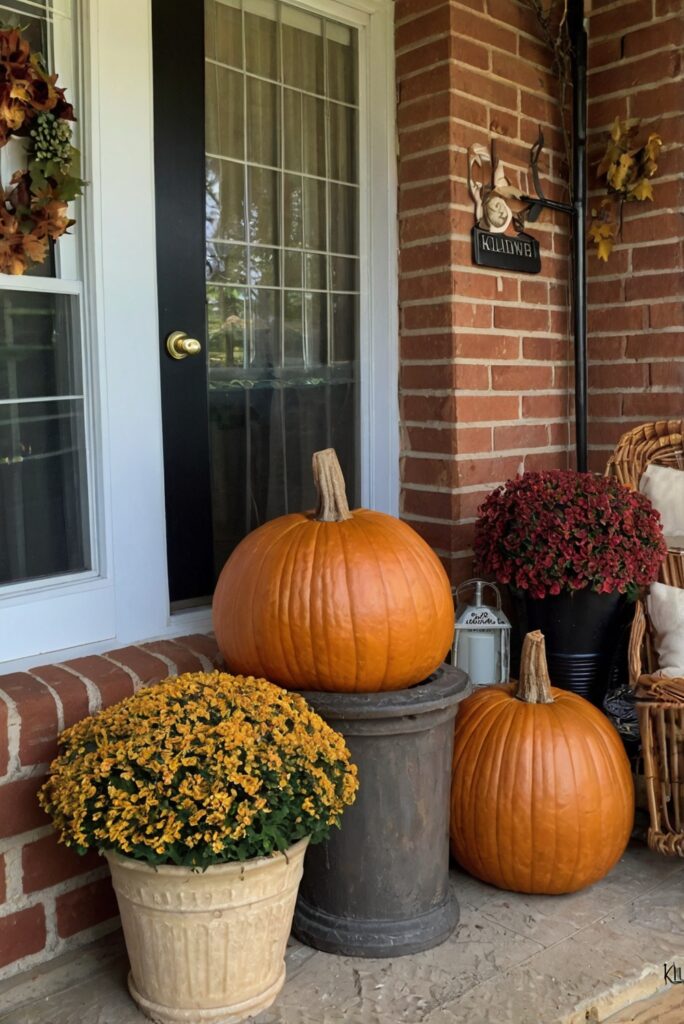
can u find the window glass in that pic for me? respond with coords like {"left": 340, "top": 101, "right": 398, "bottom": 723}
{"left": 205, "top": 0, "right": 359, "bottom": 571}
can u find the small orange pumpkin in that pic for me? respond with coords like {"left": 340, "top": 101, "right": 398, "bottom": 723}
{"left": 450, "top": 631, "right": 634, "bottom": 894}
{"left": 213, "top": 449, "right": 455, "bottom": 692}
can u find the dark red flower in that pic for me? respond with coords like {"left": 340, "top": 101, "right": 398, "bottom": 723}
{"left": 474, "top": 469, "right": 667, "bottom": 599}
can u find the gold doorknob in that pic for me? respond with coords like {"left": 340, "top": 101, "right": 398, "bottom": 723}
{"left": 166, "top": 331, "right": 202, "bottom": 360}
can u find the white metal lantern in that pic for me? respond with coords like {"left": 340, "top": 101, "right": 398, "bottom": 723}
{"left": 452, "top": 579, "right": 511, "bottom": 687}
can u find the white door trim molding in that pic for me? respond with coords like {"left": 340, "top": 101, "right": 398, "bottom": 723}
{"left": 359, "top": 0, "right": 399, "bottom": 516}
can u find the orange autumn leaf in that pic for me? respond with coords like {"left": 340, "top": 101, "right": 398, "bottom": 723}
{"left": 644, "top": 132, "right": 662, "bottom": 162}
{"left": 592, "top": 116, "right": 663, "bottom": 260}
{"left": 21, "top": 231, "right": 49, "bottom": 262}
{"left": 596, "top": 236, "right": 614, "bottom": 262}
{"left": 629, "top": 178, "right": 654, "bottom": 201}
{"left": 607, "top": 152, "right": 633, "bottom": 190}
{"left": 596, "top": 144, "right": 620, "bottom": 178}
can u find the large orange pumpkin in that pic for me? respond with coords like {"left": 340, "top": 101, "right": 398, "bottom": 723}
{"left": 213, "top": 449, "right": 455, "bottom": 692}
{"left": 450, "top": 631, "right": 634, "bottom": 894}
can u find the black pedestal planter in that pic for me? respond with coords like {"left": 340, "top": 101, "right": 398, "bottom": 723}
{"left": 512, "top": 588, "right": 628, "bottom": 705}
{"left": 294, "top": 665, "right": 470, "bottom": 958}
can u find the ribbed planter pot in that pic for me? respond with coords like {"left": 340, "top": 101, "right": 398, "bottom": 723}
{"left": 106, "top": 837, "right": 309, "bottom": 1024}
{"left": 511, "top": 588, "right": 628, "bottom": 705}
{"left": 293, "top": 664, "right": 470, "bottom": 958}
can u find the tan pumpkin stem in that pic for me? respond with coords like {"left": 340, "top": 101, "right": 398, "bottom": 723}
{"left": 312, "top": 449, "right": 353, "bottom": 522}
{"left": 516, "top": 631, "right": 554, "bottom": 704}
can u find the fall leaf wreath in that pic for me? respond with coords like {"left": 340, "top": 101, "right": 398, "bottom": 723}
{"left": 0, "top": 26, "right": 85, "bottom": 275}
{"left": 589, "top": 117, "right": 662, "bottom": 262}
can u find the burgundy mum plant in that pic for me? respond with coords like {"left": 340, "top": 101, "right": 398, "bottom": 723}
{"left": 474, "top": 470, "right": 667, "bottom": 600}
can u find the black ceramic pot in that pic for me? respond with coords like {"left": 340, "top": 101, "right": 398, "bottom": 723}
{"left": 511, "top": 588, "right": 629, "bottom": 705}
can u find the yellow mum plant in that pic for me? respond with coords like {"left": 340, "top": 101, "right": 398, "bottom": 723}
{"left": 39, "top": 672, "right": 358, "bottom": 868}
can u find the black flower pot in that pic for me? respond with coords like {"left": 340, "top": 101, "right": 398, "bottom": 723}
{"left": 511, "top": 588, "right": 629, "bottom": 705}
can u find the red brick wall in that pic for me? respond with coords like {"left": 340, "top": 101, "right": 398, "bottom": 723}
{"left": 0, "top": 635, "right": 222, "bottom": 979}
{"left": 587, "top": 0, "right": 684, "bottom": 469}
{"left": 396, "top": 0, "right": 573, "bottom": 583}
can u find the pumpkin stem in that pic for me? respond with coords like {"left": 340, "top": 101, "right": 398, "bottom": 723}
{"left": 312, "top": 449, "right": 353, "bottom": 522}
{"left": 516, "top": 631, "right": 554, "bottom": 704}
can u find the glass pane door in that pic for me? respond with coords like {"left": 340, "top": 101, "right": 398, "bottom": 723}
{"left": 204, "top": 0, "right": 360, "bottom": 574}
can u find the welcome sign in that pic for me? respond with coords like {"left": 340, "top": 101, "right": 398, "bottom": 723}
{"left": 472, "top": 226, "right": 541, "bottom": 274}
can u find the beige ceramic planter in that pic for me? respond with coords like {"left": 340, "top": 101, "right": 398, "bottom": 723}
{"left": 106, "top": 837, "right": 309, "bottom": 1024}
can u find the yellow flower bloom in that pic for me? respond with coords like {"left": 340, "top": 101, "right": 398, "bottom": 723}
{"left": 39, "top": 671, "right": 358, "bottom": 868}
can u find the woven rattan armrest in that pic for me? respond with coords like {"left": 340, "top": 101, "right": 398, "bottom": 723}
{"left": 629, "top": 599, "right": 684, "bottom": 702}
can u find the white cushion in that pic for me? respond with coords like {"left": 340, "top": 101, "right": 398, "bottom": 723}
{"left": 639, "top": 463, "right": 684, "bottom": 536}
{"left": 647, "top": 582, "right": 684, "bottom": 679}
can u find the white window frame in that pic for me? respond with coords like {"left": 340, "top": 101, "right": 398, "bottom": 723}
{"left": 0, "top": 0, "right": 116, "bottom": 663}
{"left": 1, "top": 0, "right": 397, "bottom": 672}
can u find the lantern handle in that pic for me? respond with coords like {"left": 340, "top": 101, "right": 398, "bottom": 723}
{"left": 453, "top": 578, "right": 503, "bottom": 613}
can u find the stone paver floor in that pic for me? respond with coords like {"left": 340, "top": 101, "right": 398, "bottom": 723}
{"left": 1, "top": 841, "right": 682, "bottom": 1024}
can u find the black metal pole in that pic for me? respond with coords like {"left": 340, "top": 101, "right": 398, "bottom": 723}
{"left": 569, "top": 0, "right": 588, "bottom": 471}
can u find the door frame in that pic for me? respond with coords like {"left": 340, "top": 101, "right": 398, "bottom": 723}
{"left": 0, "top": 0, "right": 398, "bottom": 671}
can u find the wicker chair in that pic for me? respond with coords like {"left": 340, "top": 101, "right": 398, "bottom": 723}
{"left": 607, "top": 420, "right": 684, "bottom": 856}
{"left": 606, "top": 419, "right": 684, "bottom": 587}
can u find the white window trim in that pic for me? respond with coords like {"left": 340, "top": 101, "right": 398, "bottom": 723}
{"left": 0, "top": 1, "right": 116, "bottom": 663}
{"left": 1, "top": 0, "right": 398, "bottom": 673}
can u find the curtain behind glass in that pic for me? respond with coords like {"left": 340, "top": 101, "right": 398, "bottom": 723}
{"left": 205, "top": 0, "right": 360, "bottom": 575}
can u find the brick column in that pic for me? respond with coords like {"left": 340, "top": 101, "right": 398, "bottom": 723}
{"left": 396, "top": 0, "right": 572, "bottom": 582}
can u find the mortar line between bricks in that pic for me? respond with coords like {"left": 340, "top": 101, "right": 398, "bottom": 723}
{"left": 401, "top": 418, "right": 572, "bottom": 429}
{"left": 397, "top": 9, "right": 553, "bottom": 53}
{"left": 393, "top": 5, "right": 446, "bottom": 32}
{"left": 27, "top": 678, "right": 65, "bottom": 735}
{"left": 99, "top": 654, "right": 143, "bottom": 692}
{"left": 399, "top": 124, "right": 566, "bottom": 153}
{"left": 401, "top": 447, "right": 572, "bottom": 461}
{"left": 589, "top": 24, "right": 671, "bottom": 46}
{"left": 399, "top": 265, "right": 571, "bottom": 280}
{"left": 0, "top": 761, "right": 50, "bottom": 787}
{"left": 135, "top": 646, "right": 178, "bottom": 676}
{"left": 401, "top": 476, "right": 566, "bottom": 495}
{"left": 0, "top": 693, "right": 20, "bottom": 780}
{"left": 400, "top": 166, "right": 570, "bottom": 192}
{"left": 3, "top": 865, "right": 110, "bottom": 915}
{"left": 587, "top": 54, "right": 683, "bottom": 75}
{"left": 402, "top": 303, "right": 571, "bottom": 315}
{"left": 404, "top": 512, "right": 477, "bottom": 522}
{"left": 400, "top": 294, "right": 570, "bottom": 308}
{"left": 2, "top": 841, "right": 23, "bottom": 904}
{"left": 400, "top": 63, "right": 564, "bottom": 101}
{"left": 401, "top": 330, "right": 619, "bottom": 339}
{"left": 399, "top": 234, "right": 570, "bottom": 250}
{"left": 402, "top": 388, "right": 570, "bottom": 396}
{"left": 175, "top": 642, "right": 216, "bottom": 673}
{"left": 398, "top": 50, "right": 561, "bottom": 86}
{"left": 0, "top": 825, "right": 51, "bottom": 857}
{"left": 51, "top": 666, "right": 102, "bottom": 717}
{"left": 402, "top": 387, "right": 673, "bottom": 397}
{"left": 401, "top": 360, "right": 573, "bottom": 366}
